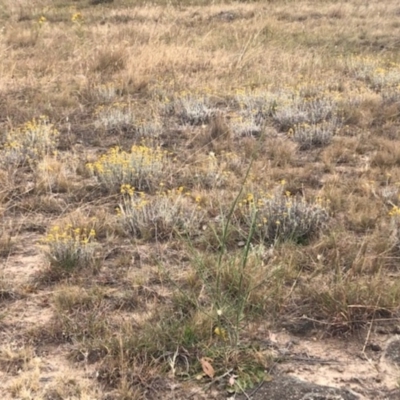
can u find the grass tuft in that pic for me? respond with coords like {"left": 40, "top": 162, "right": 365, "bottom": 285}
{"left": 175, "top": 94, "right": 216, "bottom": 126}
{"left": 237, "top": 187, "right": 329, "bottom": 245}
{"left": 0, "top": 116, "right": 59, "bottom": 168}
{"left": 118, "top": 185, "right": 205, "bottom": 240}
{"left": 41, "top": 224, "right": 98, "bottom": 273}
{"left": 86, "top": 144, "right": 170, "bottom": 193}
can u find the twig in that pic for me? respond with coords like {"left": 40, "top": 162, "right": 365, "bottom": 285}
{"left": 234, "top": 379, "right": 251, "bottom": 400}
{"left": 362, "top": 320, "right": 374, "bottom": 354}
{"left": 188, "top": 368, "right": 234, "bottom": 398}
{"left": 285, "top": 355, "right": 341, "bottom": 365}
{"left": 361, "top": 293, "right": 381, "bottom": 372}
{"left": 247, "top": 380, "right": 266, "bottom": 399}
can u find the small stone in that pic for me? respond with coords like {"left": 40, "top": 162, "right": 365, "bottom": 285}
{"left": 376, "top": 327, "right": 389, "bottom": 334}
{"left": 391, "top": 325, "right": 400, "bottom": 334}
{"left": 367, "top": 343, "right": 382, "bottom": 352}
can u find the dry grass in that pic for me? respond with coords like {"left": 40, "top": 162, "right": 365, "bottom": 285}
{"left": 1, "top": 0, "right": 400, "bottom": 398}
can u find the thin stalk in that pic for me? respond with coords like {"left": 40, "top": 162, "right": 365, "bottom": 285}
{"left": 234, "top": 205, "right": 258, "bottom": 346}
{"left": 215, "top": 158, "right": 254, "bottom": 310}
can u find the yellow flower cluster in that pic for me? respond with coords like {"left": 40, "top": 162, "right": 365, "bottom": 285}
{"left": 346, "top": 55, "right": 400, "bottom": 90}
{"left": 238, "top": 190, "right": 274, "bottom": 209}
{"left": 91, "top": 146, "right": 164, "bottom": 171}
{"left": 1, "top": 116, "right": 59, "bottom": 166}
{"left": 120, "top": 183, "right": 135, "bottom": 196}
{"left": 120, "top": 184, "right": 148, "bottom": 210}
{"left": 43, "top": 225, "right": 96, "bottom": 245}
{"left": 236, "top": 186, "right": 329, "bottom": 244}
{"left": 157, "top": 186, "right": 186, "bottom": 197}
{"left": 389, "top": 206, "right": 400, "bottom": 218}
{"left": 71, "top": 12, "right": 83, "bottom": 23}
{"left": 42, "top": 224, "right": 97, "bottom": 270}
{"left": 86, "top": 145, "right": 169, "bottom": 192}
{"left": 38, "top": 16, "right": 46, "bottom": 26}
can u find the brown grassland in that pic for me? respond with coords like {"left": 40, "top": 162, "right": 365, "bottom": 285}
{"left": 1, "top": 0, "right": 400, "bottom": 398}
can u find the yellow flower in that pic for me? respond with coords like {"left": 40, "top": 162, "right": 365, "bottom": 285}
{"left": 389, "top": 206, "right": 400, "bottom": 217}
{"left": 214, "top": 327, "right": 228, "bottom": 341}
{"left": 71, "top": 12, "right": 83, "bottom": 23}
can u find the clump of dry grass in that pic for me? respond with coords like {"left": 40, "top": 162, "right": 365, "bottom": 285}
{"left": 95, "top": 83, "right": 119, "bottom": 103}
{"left": 118, "top": 185, "right": 205, "bottom": 240}
{"left": 5, "top": 26, "right": 39, "bottom": 48}
{"left": 186, "top": 152, "right": 236, "bottom": 189}
{"left": 346, "top": 56, "right": 400, "bottom": 92}
{"left": 41, "top": 224, "right": 98, "bottom": 273}
{"left": 265, "top": 137, "right": 296, "bottom": 167}
{"left": 86, "top": 144, "right": 171, "bottom": 193}
{"left": 175, "top": 93, "right": 216, "bottom": 126}
{"left": 237, "top": 186, "right": 329, "bottom": 245}
{"left": 291, "top": 120, "right": 339, "bottom": 150}
{"left": 94, "top": 103, "right": 135, "bottom": 133}
{"left": 0, "top": 116, "right": 59, "bottom": 168}
{"left": 0, "top": 273, "right": 19, "bottom": 302}
{"left": 0, "top": 344, "right": 34, "bottom": 375}
{"left": 230, "top": 113, "right": 264, "bottom": 138}
{"left": 92, "top": 46, "right": 127, "bottom": 75}
{"left": 34, "top": 155, "right": 79, "bottom": 194}
{"left": 274, "top": 96, "right": 340, "bottom": 133}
